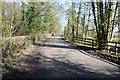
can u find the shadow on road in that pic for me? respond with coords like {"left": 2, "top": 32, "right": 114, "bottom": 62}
{"left": 33, "top": 38, "right": 120, "bottom": 68}
{"left": 3, "top": 37, "right": 119, "bottom": 78}
{"left": 43, "top": 44, "right": 77, "bottom": 50}
{"left": 3, "top": 52, "right": 118, "bottom": 78}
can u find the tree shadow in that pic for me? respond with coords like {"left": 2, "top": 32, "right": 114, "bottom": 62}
{"left": 42, "top": 44, "right": 77, "bottom": 50}
{"left": 3, "top": 37, "right": 120, "bottom": 79}
{"left": 3, "top": 52, "right": 119, "bottom": 78}
{"left": 59, "top": 38, "right": 120, "bottom": 65}
{"left": 34, "top": 40, "right": 120, "bottom": 66}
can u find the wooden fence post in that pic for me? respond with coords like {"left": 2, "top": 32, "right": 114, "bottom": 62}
{"left": 82, "top": 38, "right": 84, "bottom": 46}
{"left": 115, "top": 42, "right": 117, "bottom": 55}
{"left": 92, "top": 40, "right": 94, "bottom": 49}
{"left": 84, "top": 38, "right": 85, "bottom": 46}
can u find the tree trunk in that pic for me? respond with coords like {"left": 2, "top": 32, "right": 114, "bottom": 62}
{"left": 71, "top": 0, "right": 76, "bottom": 42}
{"left": 76, "top": 2, "right": 81, "bottom": 41}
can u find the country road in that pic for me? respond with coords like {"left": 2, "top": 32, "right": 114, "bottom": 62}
{"left": 5, "top": 36, "right": 120, "bottom": 78}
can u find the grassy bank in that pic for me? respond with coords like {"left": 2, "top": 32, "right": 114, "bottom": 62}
{"left": 1, "top": 34, "right": 52, "bottom": 74}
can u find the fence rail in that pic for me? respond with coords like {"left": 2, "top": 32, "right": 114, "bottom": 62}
{"left": 77, "top": 38, "right": 120, "bottom": 55}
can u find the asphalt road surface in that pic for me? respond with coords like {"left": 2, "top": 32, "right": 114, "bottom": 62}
{"left": 5, "top": 36, "right": 120, "bottom": 78}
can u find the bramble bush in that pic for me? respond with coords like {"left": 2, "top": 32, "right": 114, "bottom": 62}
{"left": 1, "top": 36, "right": 32, "bottom": 67}
{"left": 1, "top": 34, "right": 52, "bottom": 67}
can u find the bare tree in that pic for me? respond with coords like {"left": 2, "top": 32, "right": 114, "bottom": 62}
{"left": 92, "top": 0, "right": 118, "bottom": 50}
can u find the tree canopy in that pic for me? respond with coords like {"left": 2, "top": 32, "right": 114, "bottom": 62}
{"left": 1, "top": 2, "right": 62, "bottom": 37}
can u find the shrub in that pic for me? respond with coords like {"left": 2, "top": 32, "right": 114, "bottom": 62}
{"left": 1, "top": 34, "right": 52, "bottom": 67}
{"left": 1, "top": 36, "right": 32, "bottom": 67}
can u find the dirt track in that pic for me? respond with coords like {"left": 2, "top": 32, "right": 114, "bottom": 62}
{"left": 4, "top": 36, "right": 120, "bottom": 78}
